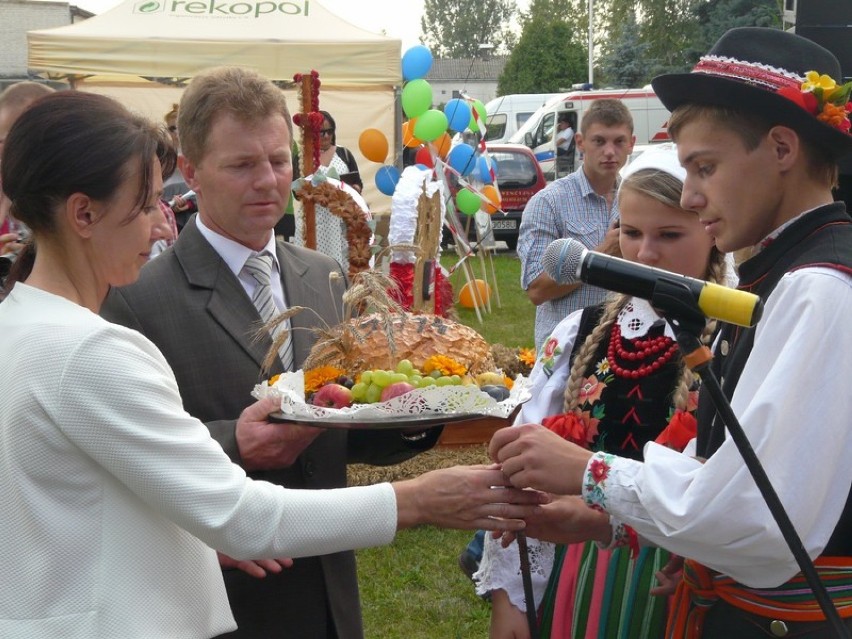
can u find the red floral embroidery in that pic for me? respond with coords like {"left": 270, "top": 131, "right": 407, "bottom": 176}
{"left": 543, "top": 337, "right": 559, "bottom": 358}
{"left": 589, "top": 458, "right": 610, "bottom": 484}
{"left": 655, "top": 411, "right": 697, "bottom": 452}
{"left": 577, "top": 375, "right": 605, "bottom": 405}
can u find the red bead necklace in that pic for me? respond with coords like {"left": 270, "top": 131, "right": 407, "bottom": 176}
{"left": 607, "top": 323, "right": 678, "bottom": 379}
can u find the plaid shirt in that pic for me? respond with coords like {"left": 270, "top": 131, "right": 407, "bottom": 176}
{"left": 517, "top": 168, "right": 619, "bottom": 350}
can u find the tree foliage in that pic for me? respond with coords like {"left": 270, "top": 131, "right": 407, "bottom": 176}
{"left": 596, "top": 13, "right": 651, "bottom": 88}
{"left": 420, "top": 0, "right": 518, "bottom": 58}
{"left": 496, "top": 0, "right": 588, "bottom": 94}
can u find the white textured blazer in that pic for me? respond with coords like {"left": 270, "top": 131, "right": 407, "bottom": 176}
{"left": 0, "top": 284, "right": 397, "bottom": 639}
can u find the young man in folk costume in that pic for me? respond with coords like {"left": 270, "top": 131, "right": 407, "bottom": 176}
{"left": 490, "top": 27, "right": 852, "bottom": 637}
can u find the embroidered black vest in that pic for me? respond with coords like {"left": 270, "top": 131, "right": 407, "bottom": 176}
{"left": 695, "top": 202, "right": 852, "bottom": 556}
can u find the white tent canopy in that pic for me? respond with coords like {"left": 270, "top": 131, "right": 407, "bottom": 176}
{"left": 27, "top": 0, "right": 401, "bottom": 87}
{"left": 26, "top": 0, "right": 404, "bottom": 211}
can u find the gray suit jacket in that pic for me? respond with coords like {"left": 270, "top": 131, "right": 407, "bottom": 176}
{"left": 102, "top": 217, "right": 440, "bottom": 639}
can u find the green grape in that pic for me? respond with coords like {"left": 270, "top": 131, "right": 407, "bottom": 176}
{"left": 365, "top": 383, "right": 383, "bottom": 404}
{"left": 418, "top": 376, "right": 436, "bottom": 388}
{"left": 429, "top": 370, "right": 443, "bottom": 379}
{"left": 409, "top": 375, "right": 423, "bottom": 386}
{"left": 435, "top": 376, "right": 454, "bottom": 387}
{"left": 350, "top": 382, "right": 368, "bottom": 402}
{"left": 372, "top": 370, "right": 392, "bottom": 388}
{"left": 390, "top": 372, "right": 409, "bottom": 384}
{"left": 395, "top": 359, "right": 414, "bottom": 375}
{"left": 449, "top": 375, "right": 461, "bottom": 385}
{"left": 360, "top": 370, "right": 373, "bottom": 385}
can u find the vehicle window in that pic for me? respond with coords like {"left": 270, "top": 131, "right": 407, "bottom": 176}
{"left": 535, "top": 112, "right": 555, "bottom": 147}
{"left": 516, "top": 112, "right": 534, "bottom": 128}
{"left": 491, "top": 151, "right": 537, "bottom": 189}
{"left": 485, "top": 113, "right": 507, "bottom": 141}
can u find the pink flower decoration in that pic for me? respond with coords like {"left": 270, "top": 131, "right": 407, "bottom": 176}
{"left": 578, "top": 375, "right": 604, "bottom": 405}
{"left": 589, "top": 458, "right": 610, "bottom": 484}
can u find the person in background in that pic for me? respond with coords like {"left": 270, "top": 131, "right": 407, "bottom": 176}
{"left": 555, "top": 113, "right": 576, "bottom": 175}
{"left": 0, "top": 81, "right": 53, "bottom": 261}
{"left": 100, "top": 66, "right": 450, "bottom": 639}
{"left": 0, "top": 89, "right": 546, "bottom": 639}
{"left": 518, "top": 99, "right": 634, "bottom": 351}
{"left": 317, "top": 109, "right": 363, "bottom": 193}
{"left": 479, "top": 145, "right": 730, "bottom": 638}
{"left": 492, "top": 27, "right": 852, "bottom": 637}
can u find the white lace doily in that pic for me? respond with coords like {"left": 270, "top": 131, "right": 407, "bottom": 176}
{"left": 252, "top": 371, "right": 531, "bottom": 421}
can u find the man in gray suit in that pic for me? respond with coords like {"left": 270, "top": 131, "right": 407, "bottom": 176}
{"left": 102, "top": 66, "right": 441, "bottom": 639}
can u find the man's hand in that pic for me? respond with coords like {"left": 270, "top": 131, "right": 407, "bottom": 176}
{"left": 489, "top": 423, "right": 592, "bottom": 495}
{"left": 217, "top": 551, "right": 293, "bottom": 578}
{"left": 235, "top": 397, "right": 322, "bottom": 471}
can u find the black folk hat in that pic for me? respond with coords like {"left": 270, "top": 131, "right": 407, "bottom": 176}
{"left": 652, "top": 27, "right": 852, "bottom": 159}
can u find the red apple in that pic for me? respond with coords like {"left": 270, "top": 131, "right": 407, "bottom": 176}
{"left": 311, "top": 383, "right": 354, "bottom": 408}
{"left": 380, "top": 381, "right": 416, "bottom": 402}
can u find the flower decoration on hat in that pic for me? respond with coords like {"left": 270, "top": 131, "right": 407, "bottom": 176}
{"left": 778, "top": 70, "right": 852, "bottom": 134}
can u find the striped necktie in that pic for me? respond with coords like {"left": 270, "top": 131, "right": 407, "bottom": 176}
{"left": 243, "top": 252, "right": 295, "bottom": 371}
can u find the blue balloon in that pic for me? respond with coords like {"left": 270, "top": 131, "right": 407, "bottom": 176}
{"left": 477, "top": 156, "right": 494, "bottom": 184}
{"left": 444, "top": 99, "right": 472, "bottom": 132}
{"left": 401, "top": 45, "right": 433, "bottom": 82}
{"left": 375, "top": 165, "right": 401, "bottom": 196}
{"left": 447, "top": 144, "right": 476, "bottom": 177}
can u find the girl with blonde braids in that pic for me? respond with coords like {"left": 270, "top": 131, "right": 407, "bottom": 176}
{"left": 476, "top": 145, "right": 733, "bottom": 639}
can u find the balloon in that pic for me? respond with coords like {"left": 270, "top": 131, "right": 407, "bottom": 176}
{"left": 413, "top": 109, "right": 448, "bottom": 142}
{"left": 456, "top": 188, "right": 480, "bottom": 216}
{"left": 433, "top": 132, "right": 452, "bottom": 159}
{"left": 358, "top": 128, "right": 388, "bottom": 164}
{"left": 401, "top": 45, "right": 433, "bottom": 81}
{"left": 414, "top": 146, "right": 434, "bottom": 168}
{"left": 467, "top": 99, "right": 488, "bottom": 132}
{"left": 477, "top": 156, "right": 494, "bottom": 184}
{"left": 481, "top": 184, "right": 501, "bottom": 214}
{"left": 447, "top": 144, "right": 476, "bottom": 176}
{"left": 401, "top": 79, "right": 433, "bottom": 119}
{"left": 402, "top": 119, "right": 422, "bottom": 148}
{"left": 444, "top": 98, "right": 472, "bottom": 132}
{"left": 459, "top": 279, "right": 491, "bottom": 309}
{"left": 375, "top": 165, "right": 401, "bottom": 196}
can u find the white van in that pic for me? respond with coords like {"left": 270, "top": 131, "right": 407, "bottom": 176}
{"left": 509, "top": 86, "right": 671, "bottom": 181}
{"left": 483, "top": 93, "right": 560, "bottom": 144}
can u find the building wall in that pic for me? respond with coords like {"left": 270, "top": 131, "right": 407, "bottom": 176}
{"left": 0, "top": 1, "right": 71, "bottom": 77}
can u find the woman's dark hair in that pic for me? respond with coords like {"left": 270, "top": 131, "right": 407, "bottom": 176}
{"left": 0, "top": 91, "right": 164, "bottom": 296}
{"left": 319, "top": 110, "right": 337, "bottom": 145}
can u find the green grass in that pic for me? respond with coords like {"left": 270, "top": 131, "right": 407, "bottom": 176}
{"left": 355, "top": 250, "right": 536, "bottom": 638}
{"left": 444, "top": 251, "right": 535, "bottom": 349}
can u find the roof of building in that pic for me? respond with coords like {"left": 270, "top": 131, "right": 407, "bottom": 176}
{"left": 426, "top": 56, "right": 508, "bottom": 81}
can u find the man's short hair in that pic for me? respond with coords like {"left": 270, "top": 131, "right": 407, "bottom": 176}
{"left": 0, "top": 81, "right": 54, "bottom": 113}
{"left": 580, "top": 98, "right": 633, "bottom": 135}
{"left": 177, "top": 67, "right": 292, "bottom": 164}
{"left": 668, "top": 103, "right": 838, "bottom": 187}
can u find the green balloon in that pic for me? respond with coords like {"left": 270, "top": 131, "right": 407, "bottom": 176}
{"left": 413, "top": 109, "right": 449, "bottom": 142}
{"left": 401, "top": 79, "right": 433, "bottom": 119}
{"left": 456, "top": 188, "right": 481, "bottom": 216}
{"left": 467, "top": 99, "right": 488, "bottom": 132}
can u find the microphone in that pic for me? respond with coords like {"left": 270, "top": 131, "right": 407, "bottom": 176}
{"left": 543, "top": 238, "right": 762, "bottom": 327}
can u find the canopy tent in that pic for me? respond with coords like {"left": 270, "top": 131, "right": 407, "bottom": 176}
{"left": 26, "top": 0, "right": 403, "bottom": 210}
{"left": 27, "top": 0, "right": 400, "bottom": 87}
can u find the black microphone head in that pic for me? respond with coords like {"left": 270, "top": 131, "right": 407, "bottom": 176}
{"left": 542, "top": 238, "right": 586, "bottom": 285}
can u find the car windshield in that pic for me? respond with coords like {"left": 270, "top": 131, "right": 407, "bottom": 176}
{"left": 490, "top": 150, "right": 538, "bottom": 189}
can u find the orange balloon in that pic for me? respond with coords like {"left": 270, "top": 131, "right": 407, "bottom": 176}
{"left": 402, "top": 119, "right": 422, "bottom": 148}
{"left": 358, "top": 128, "right": 389, "bottom": 163}
{"left": 458, "top": 279, "right": 491, "bottom": 309}
{"left": 481, "top": 185, "right": 501, "bottom": 214}
{"left": 432, "top": 132, "right": 452, "bottom": 159}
